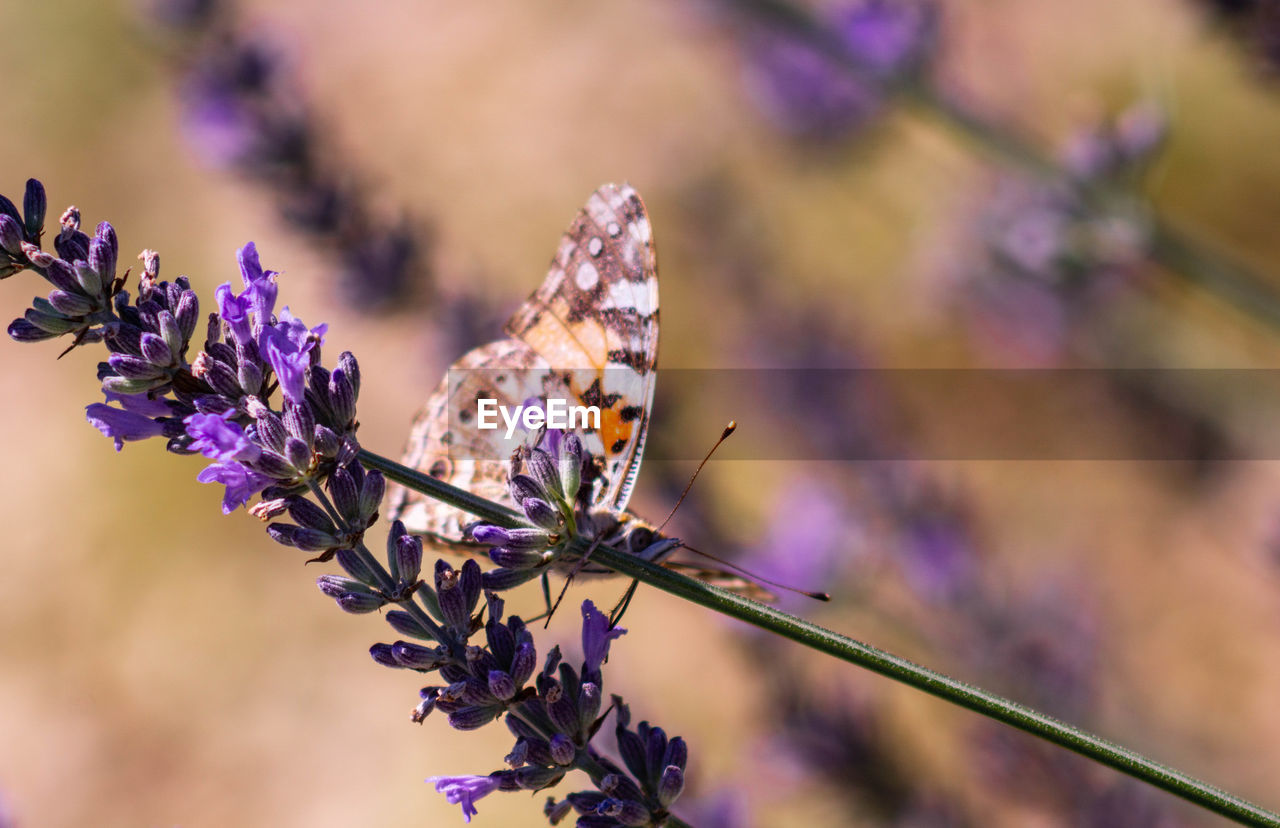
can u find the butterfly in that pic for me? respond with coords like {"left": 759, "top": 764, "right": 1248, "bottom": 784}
{"left": 387, "top": 183, "right": 682, "bottom": 574}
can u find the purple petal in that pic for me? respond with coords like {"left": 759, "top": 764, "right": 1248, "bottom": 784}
{"left": 237, "top": 242, "right": 278, "bottom": 320}
{"left": 215, "top": 281, "right": 254, "bottom": 344}
{"left": 85, "top": 403, "right": 166, "bottom": 451}
{"left": 426, "top": 775, "right": 501, "bottom": 823}
{"left": 104, "top": 391, "right": 173, "bottom": 418}
{"left": 581, "top": 600, "right": 625, "bottom": 677}
{"left": 196, "top": 460, "right": 272, "bottom": 514}
{"left": 184, "top": 412, "right": 261, "bottom": 462}
{"left": 260, "top": 307, "right": 327, "bottom": 404}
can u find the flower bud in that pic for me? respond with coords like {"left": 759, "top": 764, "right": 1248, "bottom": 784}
{"left": 392, "top": 642, "right": 449, "bottom": 670}
{"left": 327, "top": 466, "right": 360, "bottom": 521}
{"left": 336, "top": 548, "right": 379, "bottom": 586}
{"left": 23, "top": 178, "right": 45, "bottom": 238}
{"left": 395, "top": 534, "right": 423, "bottom": 584}
{"left": 284, "top": 436, "right": 312, "bottom": 473}
{"left": 488, "top": 547, "right": 548, "bottom": 569}
{"left": 316, "top": 574, "right": 366, "bottom": 598}
{"left": 549, "top": 733, "right": 576, "bottom": 766}
{"left": 0, "top": 215, "right": 23, "bottom": 255}
{"left": 487, "top": 669, "right": 517, "bottom": 701}
{"left": 369, "top": 642, "right": 399, "bottom": 668}
{"left": 447, "top": 705, "right": 502, "bottom": 731}
{"left": 559, "top": 434, "right": 583, "bottom": 501}
{"left": 525, "top": 449, "right": 562, "bottom": 500}
{"left": 47, "top": 289, "right": 94, "bottom": 317}
{"left": 657, "top": 765, "right": 684, "bottom": 807}
{"left": 521, "top": 497, "right": 562, "bottom": 530}
{"left": 515, "top": 767, "right": 565, "bottom": 790}
{"left": 481, "top": 567, "right": 542, "bottom": 591}
{"left": 507, "top": 473, "right": 544, "bottom": 505}
{"left": 336, "top": 591, "right": 387, "bottom": 614}
{"left": 386, "top": 610, "right": 434, "bottom": 640}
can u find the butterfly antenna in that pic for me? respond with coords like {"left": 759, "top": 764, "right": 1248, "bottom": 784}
{"left": 677, "top": 542, "right": 831, "bottom": 602}
{"left": 656, "top": 421, "right": 737, "bottom": 534}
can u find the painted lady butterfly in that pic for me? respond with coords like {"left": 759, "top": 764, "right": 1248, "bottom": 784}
{"left": 388, "top": 184, "right": 674, "bottom": 570}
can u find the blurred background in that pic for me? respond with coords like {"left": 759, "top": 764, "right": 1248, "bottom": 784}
{"left": 3, "top": 0, "right": 1280, "bottom": 825}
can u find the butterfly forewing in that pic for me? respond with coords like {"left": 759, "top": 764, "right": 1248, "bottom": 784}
{"left": 389, "top": 183, "right": 659, "bottom": 539}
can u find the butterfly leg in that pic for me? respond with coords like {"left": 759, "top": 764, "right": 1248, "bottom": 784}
{"left": 608, "top": 579, "right": 642, "bottom": 628}
{"left": 543, "top": 536, "right": 605, "bottom": 628}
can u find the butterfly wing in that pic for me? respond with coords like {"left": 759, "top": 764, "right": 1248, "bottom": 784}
{"left": 503, "top": 183, "right": 659, "bottom": 512}
{"left": 389, "top": 184, "right": 659, "bottom": 538}
{"left": 389, "top": 339, "right": 567, "bottom": 537}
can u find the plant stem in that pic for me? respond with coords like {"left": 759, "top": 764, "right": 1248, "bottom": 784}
{"left": 579, "top": 540, "right": 1279, "bottom": 827}
{"left": 359, "top": 449, "right": 528, "bottom": 529}
{"left": 364, "top": 446, "right": 1280, "bottom": 826}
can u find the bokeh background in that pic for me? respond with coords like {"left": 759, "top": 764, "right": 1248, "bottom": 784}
{"left": 3, "top": 0, "right": 1280, "bottom": 825}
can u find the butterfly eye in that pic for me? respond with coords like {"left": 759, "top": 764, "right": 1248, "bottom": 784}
{"left": 626, "top": 527, "right": 655, "bottom": 555}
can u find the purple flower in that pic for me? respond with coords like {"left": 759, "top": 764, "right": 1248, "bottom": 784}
{"left": 85, "top": 403, "right": 166, "bottom": 451}
{"left": 427, "top": 774, "right": 501, "bottom": 823}
{"left": 260, "top": 307, "right": 326, "bottom": 403}
{"left": 832, "top": 0, "right": 934, "bottom": 75}
{"left": 104, "top": 391, "right": 172, "bottom": 418}
{"left": 185, "top": 412, "right": 261, "bottom": 462}
{"left": 196, "top": 460, "right": 273, "bottom": 514}
{"left": 742, "top": 0, "right": 935, "bottom": 139}
{"left": 237, "top": 242, "right": 278, "bottom": 321}
{"left": 215, "top": 281, "right": 254, "bottom": 344}
{"left": 581, "top": 600, "right": 625, "bottom": 678}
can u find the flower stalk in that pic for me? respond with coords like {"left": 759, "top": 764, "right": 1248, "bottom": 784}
{"left": 362, "top": 447, "right": 1280, "bottom": 827}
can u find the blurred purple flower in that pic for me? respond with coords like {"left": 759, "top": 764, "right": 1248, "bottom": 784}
{"left": 159, "top": 8, "right": 428, "bottom": 310}
{"left": 740, "top": 477, "right": 858, "bottom": 609}
{"left": 742, "top": 0, "right": 936, "bottom": 138}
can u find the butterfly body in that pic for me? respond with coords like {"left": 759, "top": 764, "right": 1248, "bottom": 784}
{"left": 389, "top": 184, "right": 667, "bottom": 569}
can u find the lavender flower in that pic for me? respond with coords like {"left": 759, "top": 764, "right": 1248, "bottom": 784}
{"left": 953, "top": 102, "right": 1163, "bottom": 365}
{"left": 3, "top": 177, "right": 694, "bottom": 828}
{"left": 368, "top": 578, "right": 686, "bottom": 826}
{"left": 152, "top": 0, "right": 428, "bottom": 310}
{"left": 427, "top": 775, "right": 503, "bottom": 823}
{"left": 740, "top": 0, "right": 937, "bottom": 139}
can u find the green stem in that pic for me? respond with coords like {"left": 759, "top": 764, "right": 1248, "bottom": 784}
{"left": 365, "top": 446, "right": 1280, "bottom": 826}
{"left": 577, "top": 540, "right": 1279, "bottom": 827}
{"left": 359, "top": 449, "right": 528, "bottom": 529}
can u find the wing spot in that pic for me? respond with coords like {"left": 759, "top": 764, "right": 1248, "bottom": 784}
{"left": 610, "top": 438, "right": 626, "bottom": 453}
{"left": 575, "top": 261, "right": 600, "bottom": 291}
{"left": 620, "top": 405, "right": 643, "bottom": 422}
{"left": 429, "top": 459, "right": 452, "bottom": 479}
{"left": 607, "top": 221, "right": 622, "bottom": 238}
{"left": 587, "top": 237, "right": 604, "bottom": 257}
